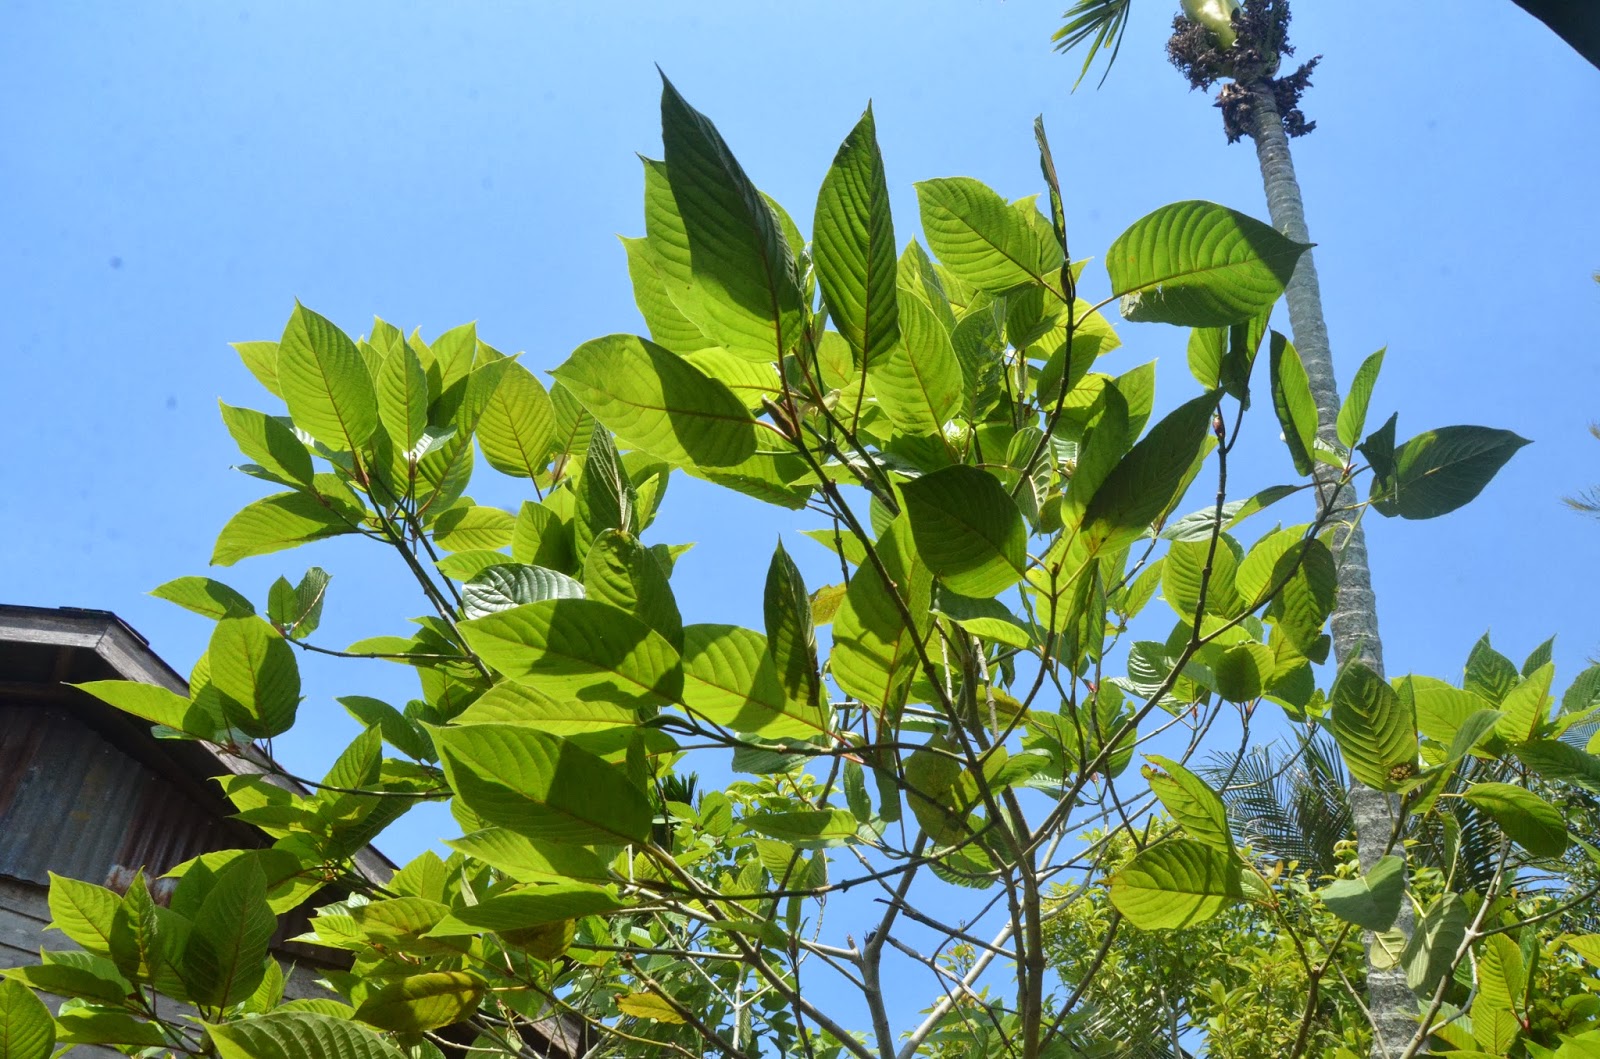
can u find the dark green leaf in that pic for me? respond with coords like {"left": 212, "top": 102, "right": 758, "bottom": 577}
{"left": 764, "top": 540, "right": 822, "bottom": 715}
{"left": 1373, "top": 426, "right": 1530, "bottom": 520}
{"left": 185, "top": 856, "right": 275, "bottom": 1007}
{"left": 902, "top": 466, "right": 1027, "bottom": 597}
{"left": 207, "top": 1011, "right": 406, "bottom": 1059}
{"left": 1269, "top": 331, "right": 1318, "bottom": 477}
{"left": 815, "top": 105, "right": 899, "bottom": 367}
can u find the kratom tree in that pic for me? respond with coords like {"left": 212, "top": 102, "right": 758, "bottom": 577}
{"left": 3, "top": 76, "right": 1593, "bottom": 1059}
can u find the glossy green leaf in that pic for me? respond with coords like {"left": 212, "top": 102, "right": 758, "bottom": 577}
{"left": 658, "top": 77, "right": 805, "bottom": 362}
{"left": 681, "top": 624, "right": 828, "bottom": 740}
{"left": 0, "top": 979, "right": 53, "bottom": 1059}
{"left": 1329, "top": 660, "right": 1418, "bottom": 791}
{"left": 1107, "top": 201, "right": 1307, "bottom": 327}
{"left": 553, "top": 334, "right": 757, "bottom": 469}
{"left": 353, "top": 973, "right": 486, "bottom": 1034}
{"left": 445, "top": 828, "right": 613, "bottom": 885}
{"left": 185, "top": 856, "right": 275, "bottom": 1007}
{"left": 1319, "top": 854, "right": 1405, "bottom": 931}
{"left": 1336, "top": 348, "right": 1385, "bottom": 450}
{"left": 902, "top": 465, "right": 1027, "bottom": 597}
{"left": 1373, "top": 426, "right": 1530, "bottom": 520}
{"left": 815, "top": 105, "right": 899, "bottom": 367}
{"left": 151, "top": 576, "right": 256, "bottom": 620}
{"left": 375, "top": 337, "right": 429, "bottom": 457}
{"left": 872, "top": 290, "right": 962, "bottom": 437}
{"left": 266, "top": 566, "right": 329, "bottom": 640}
{"left": 460, "top": 599, "right": 683, "bottom": 708}
{"left": 1462, "top": 782, "right": 1568, "bottom": 857}
{"left": 583, "top": 530, "right": 683, "bottom": 651}
{"left": 1144, "top": 755, "right": 1232, "bottom": 852}
{"left": 915, "top": 177, "right": 1060, "bottom": 292}
{"left": 202, "top": 616, "right": 299, "bottom": 739}
{"left": 1079, "top": 392, "right": 1216, "bottom": 557}
{"left": 462, "top": 563, "right": 585, "bottom": 619}
{"left": 428, "top": 886, "right": 621, "bottom": 935}
{"left": 745, "top": 808, "right": 863, "bottom": 849}
{"left": 1269, "top": 331, "right": 1318, "bottom": 477}
{"left": 477, "top": 358, "right": 557, "bottom": 480}
{"left": 1109, "top": 839, "right": 1246, "bottom": 928}
{"left": 429, "top": 723, "right": 652, "bottom": 845}
{"left": 1403, "top": 893, "right": 1470, "bottom": 994}
{"left": 276, "top": 303, "right": 378, "bottom": 453}
{"left": 45, "top": 873, "right": 118, "bottom": 956}
{"left": 207, "top": 1011, "right": 406, "bottom": 1059}
{"left": 621, "top": 235, "right": 712, "bottom": 353}
{"left": 1496, "top": 661, "right": 1554, "bottom": 743}
{"left": 211, "top": 491, "right": 361, "bottom": 566}
{"left": 220, "top": 403, "right": 314, "bottom": 487}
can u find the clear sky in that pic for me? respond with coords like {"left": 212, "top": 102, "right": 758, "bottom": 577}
{"left": 4, "top": 0, "right": 1598, "bottom": 882}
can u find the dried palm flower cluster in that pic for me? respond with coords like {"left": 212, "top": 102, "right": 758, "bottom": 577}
{"left": 1168, "top": 0, "right": 1321, "bottom": 143}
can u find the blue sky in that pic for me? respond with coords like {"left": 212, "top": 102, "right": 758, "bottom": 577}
{"left": 4, "top": 0, "right": 1597, "bottom": 894}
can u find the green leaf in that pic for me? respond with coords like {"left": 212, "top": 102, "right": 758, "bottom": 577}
{"left": 681, "top": 624, "right": 828, "bottom": 740}
{"left": 815, "top": 105, "right": 899, "bottom": 367}
{"left": 1269, "top": 331, "right": 1319, "bottom": 477}
{"left": 232, "top": 340, "right": 283, "bottom": 398}
{"left": 266, "top": 566, "right": 330, "bottom": 640}
{"left": 432, "top": 503, "right": 515, "bottom": 552}
{"left": 353, "top": 972, "right": 485, "bottom": 1033}
{"left": 1515, "top": 739, "right": 1600, "bottom": 793}
{"left": 52, "top": 1010, "right": 165, "bottom": 1048}
{"left": 1465, "top": 633, "right": 1520, "bottom": 704}
{"left": 461, "top": 599, "right": 682, "bottom": 708}
{"left": 621, "top": 235, "right": 712, "bottom": 353}
{"left": 1358, "top": 411, "right": 1398, "bottom": 482}
{"left": 276, "top": 303, "right": 378, "bottom": 454}
{"left": 764, "top": 541, "right": 822, "bottom": 715}
{"left": 1328, "top": 661, "right": 1419, "bottom": 791}
{"left": 658, "top": 76, "right": 805, "bottom": 362}
{"left": 477, "top": 358, "right": 557, "bottom": 480}
{"left": 73, "top": 680, "right": 199, "bottom": 733}
{"left": 1496, "top": 661, "right": 1554, "bottom": 743}
{"left": 375, "top": 338, "right": 429, "bottom": 456}
{"left": 1319, "top": 854, "right": 1405, "bottom": 931}
{"left": 207, "top": 1011, "right": 406, "bottom": 1059}
{"left": 1373, "top": 426, "right": 1530, "bottom": 520}
{"left": 428, "top": 886, "right": 621, "bottom": 935}
{"left": 1079, "top": 392, "right": 1216, "bottom": 557}
{"left": 573, "top": 425, "right": 635, "bottom": 562}
{"left": 462, "top": 563, "right": 584, "bottom": 619}
{"left": 617, "top": 993, "right": 687, "bottom": 1024}
{"left": 203, "top": 616, "right": 299, "bottom": 739}
{"left": 185, "top": 856, "right": 275, "bottom": 1007}
{"left": 454, "top": 681, "right": 636, "bottom": 734}
{"left": 1475, "top": 935, "right": 1525, "bottom": 1052}
{"left": 830, "top": 518, "right": 931, "bottom": 712}
{"left": 445, "top": 828, "right": 613, "bottom": 885}
{"left": 151, "top": 576, "right": 256, "bottom": 620}
{"left": 45, "top": 873, "right": 118, "bottom": 955}
{"left": 211, "top": 491, "right": 360, "bottom": 566}
{"left": 553, "top": 334, "right": 757, "bottom": 469}
{"left": 1461, "top": 782, "right": 1568, "bottom": 857}
{"left": 583, "top": 530, "right": 683, "bottom": 651}
{"left": 0, "top": 978, "right": 54, "bottom": 1059}
{"left": 902, "top": 466, "right": 1027, "bottom": 597}
{"left": 1109, "top": 839, "right": 1246, "bottom": 929}
{"left": 871, "top": 290, "right": 963, "bottom": 437}
{"left": 511, "top": 501, "right": 574, "bottom": 571}
{"left": 1143, "top": 755, "right": 1232, "bottom": 852}
{"left": 744, "top": 808, "right": 863, "bottom": 849}
{"left": 220, "top": 403, "right": 314, "bottom": 487}
{"left": 1107, "top": 201, "right": 1308, "bottom": 327}
{"left": 915, "top": 177, "right": 1060, "bottom": 293}
{"left": 1336, "top": 348, "right": 1385, "bottom": 450}
{"left": 429, "top": 723, "right": 652, "bottom": 845}
{"left": 1403, "top": 893, "right": 1470, "bottom": 994}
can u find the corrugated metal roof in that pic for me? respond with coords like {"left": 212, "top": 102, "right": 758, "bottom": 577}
{"left": 0, "top": 704, "right": 233, "bottom": 886}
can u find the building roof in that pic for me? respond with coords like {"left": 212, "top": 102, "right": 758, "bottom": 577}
{"left": 0, "top": 604, "right": 395, "bottom": 887}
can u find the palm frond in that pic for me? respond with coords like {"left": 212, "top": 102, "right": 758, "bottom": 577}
{"left": 1053, "top": 0, "right": 1135, "bottom": 90}
{"left": 1202, "top": 735, "right": 1352, "bottom": 876}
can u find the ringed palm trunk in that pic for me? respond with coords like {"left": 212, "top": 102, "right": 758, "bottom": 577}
{"left": 1245, "top": 82, "right": 1417, "bottom": 1057}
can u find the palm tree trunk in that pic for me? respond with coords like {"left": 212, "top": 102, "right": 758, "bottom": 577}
{"left": 1246, "top": 80, "right": 1417, "bottom": 1058}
